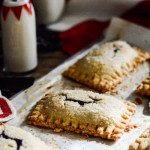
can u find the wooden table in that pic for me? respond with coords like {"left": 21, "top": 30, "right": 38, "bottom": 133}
{"left": 33, "top": 50, "right": 69, "bottom": 79}
{"left": 0, "top": 50, "right": 69, "bottom": 97}
{"left": 0, "top": 50, "right": 69, "bottom": 79}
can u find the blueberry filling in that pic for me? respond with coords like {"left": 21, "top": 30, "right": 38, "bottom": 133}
{"left": 65, "top": 99, "right": 93, "bottom": 106}
{"left": 114, "top": 48, "right": 119, "bottom": 54}
{"left": 89, "top": 96, "right": 103, "bottom": 102}
{"left": 113, "top": 44, "right": 120, "bottom": 57}
{"left": 0, "top": 131, "right": 22, "bottom": 150}
{"left": 64, "top": 95, "right": 102, "bottom": 106}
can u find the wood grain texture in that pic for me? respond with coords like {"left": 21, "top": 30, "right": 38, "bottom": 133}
{"left": 33, "top": 50, "right": 69, "bottom": 79}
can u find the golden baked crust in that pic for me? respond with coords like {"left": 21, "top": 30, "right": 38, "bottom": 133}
{"left": 129, "top": 127, "right": 150, "bottom": 150}
{"left": 0, "top": 124, "right": 50, "bottom": 150}
{"left": 27, "top": 90, "right": 136, "bottom": 141}
{"left": 136, "top": 76, "right": 150, "bottom": 96}
{"left": 63, "top": 41, "right": 150, "bottom": 93}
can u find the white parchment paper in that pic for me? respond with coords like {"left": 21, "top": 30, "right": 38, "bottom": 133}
{"left": 8, "top": 18, "right": 150, "bottom": 150}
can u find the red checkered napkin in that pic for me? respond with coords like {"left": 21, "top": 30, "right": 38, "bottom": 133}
{"left": 0, "top": 95, "right": 16, "bottom": 122}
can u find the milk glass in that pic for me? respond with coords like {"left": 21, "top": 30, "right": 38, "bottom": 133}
{"left": 1, "top": 0, "right": 37, "bottom": 73}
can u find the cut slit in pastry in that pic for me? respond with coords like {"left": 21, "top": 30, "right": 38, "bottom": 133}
{"left": 129, "top": 126, "right": 150, "bottom": 150}
{"left": 136, "top": 76, "right": 150, "bottom": 97}
{"left": 63, "top": 41, "right": 150, "bottom": 93}
{"left": 27, "top": 90, "right": 136, "bottom": 141}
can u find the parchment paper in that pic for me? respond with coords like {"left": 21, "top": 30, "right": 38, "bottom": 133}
{"left": 8, "top": 18, "right": 150, "bottom": 150}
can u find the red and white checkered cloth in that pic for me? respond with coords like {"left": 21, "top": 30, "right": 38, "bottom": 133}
{"left": 50, "top": 0, "right": 150, "bottom": 55}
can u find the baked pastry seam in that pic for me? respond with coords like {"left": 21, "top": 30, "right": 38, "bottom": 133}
{"left": 28, "top": 90, "right": 136, "bottom": 141}
{"left": 129, "top": 126, "right": 150, "bottom": 150}
{"left": 136, "top": 76, "right": 150, "bottom": 96}
{"left": 63, "top": 41, "right": 150, "bottom": 93}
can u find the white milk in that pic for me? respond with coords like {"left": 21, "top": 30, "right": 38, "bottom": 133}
{"left": 1, "top": 0, "right": 37, "bottom": 73}
{"left": 32, "top": 0, "right": 65, "bottom": 25}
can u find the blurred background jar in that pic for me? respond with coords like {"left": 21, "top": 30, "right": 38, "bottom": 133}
{"left": 32, "top": 0, "right": 66, "bottom": 25}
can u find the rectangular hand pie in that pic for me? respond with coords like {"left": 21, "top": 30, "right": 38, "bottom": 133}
{"left": 27, "top": 90, "right": 136, "bottom": 140}
{"left": 63, "top": 41, "right": 150, "bottom": 93}
{"left": 129, "top": 126, "right": 150, "bottom": 150}
{"left": 136, "top": 76, "right": 150, "bottom": 96}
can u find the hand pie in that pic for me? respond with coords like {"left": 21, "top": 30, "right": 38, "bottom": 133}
{"left": 0, "top": 124, "right": 50, "bottom": 150}
{"left": 136, "top": 76, "right": 150, "bottom": 96}
{"left": 63, "top": 41, "right": 150, "bottom": 93}
{"left": 129, "top": 126, "right": 150, "bottom": 150}
{"left": 28, "top": 90, "right": 136, "bottom": 141}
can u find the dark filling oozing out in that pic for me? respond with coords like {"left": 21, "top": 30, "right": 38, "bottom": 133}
{"left": 113, "top": 44, "right": 120, "bottom": 57}
{"left": 0, "top": 131, "right": 23, "bottom": 150}
{"left": 64, "top": 95, "right": 102, "bottom": 106}
{"left": 65, "top": 99, "right": 95, "bottom": 106}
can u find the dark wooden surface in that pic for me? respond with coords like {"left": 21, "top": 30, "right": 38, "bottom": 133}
{"left": 0, "top": 50, "right": 69, "bottom": 97}
{"left": 33, "top": 50, "right": 69, "bottom": 79}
